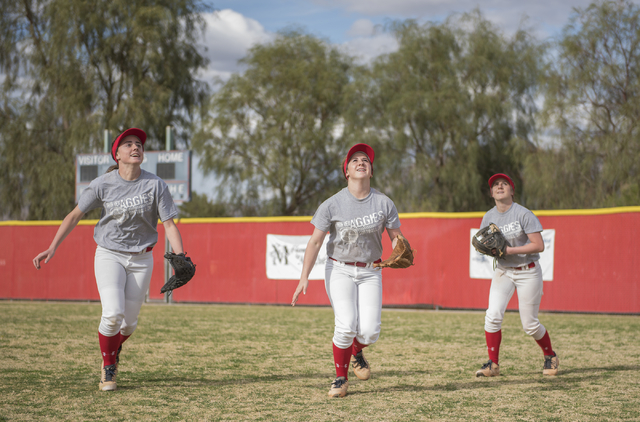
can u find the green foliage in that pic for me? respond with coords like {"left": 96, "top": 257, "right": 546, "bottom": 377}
{"left": 3, "top": 1, "right": 639, "bottom": 219}
{"left": 532, "top": 0, "right": 640, "bottom": 209}
{"left": 345, "top": 12, "right": 546, "bottom": 212}
{"left": 193, "top": 30, "right": 354, "bottom": 216}
{"left": 178, "top": 191, "right": 227, "bottom": 218}
{"left": 0, "top": 0, "right": 210, "bottom": 219}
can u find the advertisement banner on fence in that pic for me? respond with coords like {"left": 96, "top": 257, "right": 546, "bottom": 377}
{"left": 266, "top": 234, "right": 330, "bottom": 280}
{"left": 469, "top": 229, "right": 555, "bottom": 281}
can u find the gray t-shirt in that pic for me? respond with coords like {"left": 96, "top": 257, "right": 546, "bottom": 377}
{"left": 311, "top": 187, "right": 401, "bottom": 263}
{"left": 78, "top": 169, "right": 178, "bottom": 252}
{"left": 481, "top": 202, "right": 543, "bottom": 267}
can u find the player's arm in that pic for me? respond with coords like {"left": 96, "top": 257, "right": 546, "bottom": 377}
{"left": 33, "top": 205, "right": 86, "bottom": 269}
{"left": 387, "top": 227, "right": 403, "bottom": 248}
{"left": 506, "top": 232, "right": 544, "bottom": 255}
{"left": 163, "top": 218, "right": 184, "bottom": 254}
{"left": 291, "top": 228, "right": 327, "bottom": 306}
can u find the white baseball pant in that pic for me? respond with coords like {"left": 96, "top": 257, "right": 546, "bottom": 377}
{"left": 484, "top": 262, "right": 546, "bottom": 340}
{"left": 324, "top": 259, "right": 382, "bottom": 349}
{"left": 94, "top": 246, "right": 154, "bottom": 337}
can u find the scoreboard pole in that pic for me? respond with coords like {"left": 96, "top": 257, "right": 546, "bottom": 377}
{"left": 103, "top": 129, "right": 110, "bottom": 153}
{"left": 164, "top": 126, "right": 173, "bottom": 304}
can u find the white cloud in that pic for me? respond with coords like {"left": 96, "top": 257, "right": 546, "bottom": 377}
{"left": 339, "top": 32, "right": 398, "bottom": 64}
{"left": 315, "top": 0, "right": 485, "bottom": 17}
{"left": 315, "top": 0, "right": 640, "bottom": 38}
{"left": 200, "top": 1, "right": 639, "bottom": 85}
{"left": 199, "top": 9, "right": 274, "bottom": 84}
{"left": 316, "top": 0, "right": 572, "bottom": 17}
{"left": 347, "top": 19, "right": 376, "bottom": 37}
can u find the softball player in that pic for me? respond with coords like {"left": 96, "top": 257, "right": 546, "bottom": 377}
{"left": 476, "top": 173, "right": 559, "bottom": 377}
{"left": 291, "top": 143, "right": 404, "bottom": 398}
{"left": 33, "top": 128, "right": 185, "bottom": 391}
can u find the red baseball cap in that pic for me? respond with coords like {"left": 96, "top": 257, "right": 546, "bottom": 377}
{"left": 488, "top": 173, "right": 515, "bottom": 191}
{"left": 111, "top": 128, "right": 147, "bottom": 162}
{"left": 343, "top": 143, "right": 375, "bottom": 179}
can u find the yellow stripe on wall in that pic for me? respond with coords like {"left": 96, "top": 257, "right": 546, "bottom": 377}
{"left": 178, "top": 216, "right": 314, "bottom": 224}
{"left": 2, "top": 206, "right": 638, "bottom": 226}
{"left": 532, "top": 206, "right": 640, "bottom": 216}
{"left": 0, "top": 220, "right": 100, "bottom": 226}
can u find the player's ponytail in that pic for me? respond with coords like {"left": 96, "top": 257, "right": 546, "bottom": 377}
{"left": 107, "top": 136, "right": 119, "bottom": 173}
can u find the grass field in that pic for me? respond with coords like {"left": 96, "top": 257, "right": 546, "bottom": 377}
{"left": 2, "top": 301, "right": 640, "bottom": 421}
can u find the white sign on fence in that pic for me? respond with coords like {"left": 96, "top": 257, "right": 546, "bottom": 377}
{"left": 266, "top": 234, "right": 330, "bottom": 280}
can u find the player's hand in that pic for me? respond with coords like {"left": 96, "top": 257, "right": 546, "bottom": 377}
{"left": 33, "top": 249, "right": 55, "bottom": 270}
{"left": 291, "top": 278, "right": 309, "bottom": 306}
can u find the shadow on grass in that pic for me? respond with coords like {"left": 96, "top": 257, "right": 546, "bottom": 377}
{"left": 375, "top": 364, "right": 640, "bottom": 379}
{"left": 557, "top": 365, "right": 640, "bottom": 375}
{"left": 115, "top": 372, "right": 332, "bottom": 390}
{"left": 345, "top": 365, "right": 640, "bottom": 395}
{"left": 114, "top": 370, "right": 429, "bottom": 391}
{"left": 112, "top": 364, "right": 639, "bottom": 391}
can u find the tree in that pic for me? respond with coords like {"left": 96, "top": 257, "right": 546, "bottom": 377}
{"left": 527, "top": 0, "right": 640, "bottom": 209}
{"left": 345, "top": 12, "right": 546, "bottom": 212}
{"left": 178, "top": 192, "right": 227, "bottom": 218}
{"left": 0, "top": 0, "right": 210, "bottom": 220}
{"left": 193, "top": 30, "right": 355, "bottom": 216}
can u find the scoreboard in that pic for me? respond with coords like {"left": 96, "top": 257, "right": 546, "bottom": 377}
{"left": 75, "top": 150, "right": 192, "bottom": 204}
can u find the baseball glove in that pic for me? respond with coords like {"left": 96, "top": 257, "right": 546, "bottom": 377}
{"left": 373, "top": 234, "right": 415, "bottom": 269}
{"left": 472, "top": 223, "right": 508, "bottom": 259}
{"left": 161, "top": 252, "right": 196, "bottom": 294}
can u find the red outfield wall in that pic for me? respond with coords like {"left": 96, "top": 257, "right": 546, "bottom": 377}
{"left": 2, "top": 207, "right": 639, "bottom": 313}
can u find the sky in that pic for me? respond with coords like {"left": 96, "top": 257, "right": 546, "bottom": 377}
{"left": 197, "top": 0, "right": 640, "bottom": 84}
{"left": 190, "top": 0, "right": 639, "bottom": 198}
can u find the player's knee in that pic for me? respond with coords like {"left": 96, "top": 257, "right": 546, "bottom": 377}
{"left": 119, "top": 322, "right": 137, "bottom": 337}
{"left": 523, "top": 322, "right": 544, "bottom": 338}
{"left": 358, "top": 325, "right": 380, "bottom": 345}
{"left": 357, "top": 332, "right": 379, "bottom": 346}
{"left": 99, "top": 314, "right": 124, "bottom": 337}
{"left": 484, "top": 314, "right": 503, "bottom": 332}
{"left": 333, "top": 329, "right": 356, "bottom": 349}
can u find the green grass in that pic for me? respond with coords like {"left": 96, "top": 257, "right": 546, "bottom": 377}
{"left": 2, "top": 302, "right": 640, "bottom": 421}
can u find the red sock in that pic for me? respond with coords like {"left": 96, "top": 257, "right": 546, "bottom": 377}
{"left": 119, "top": 333, "right": 130, "bottom": 348}
{"left": 352, "top": 338, "right": 368, "bottom": 356}
{"left": 485, "top": 330, "right": 502, "bottom": 364}
{"left": 535, "top": 331, "right": 555, "bottom": 356}
{"left": 99, "top": 333, "right": 121, "bottom": 366}
{"left": 332, "top": 342, "right": 351, "bottom": 379}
